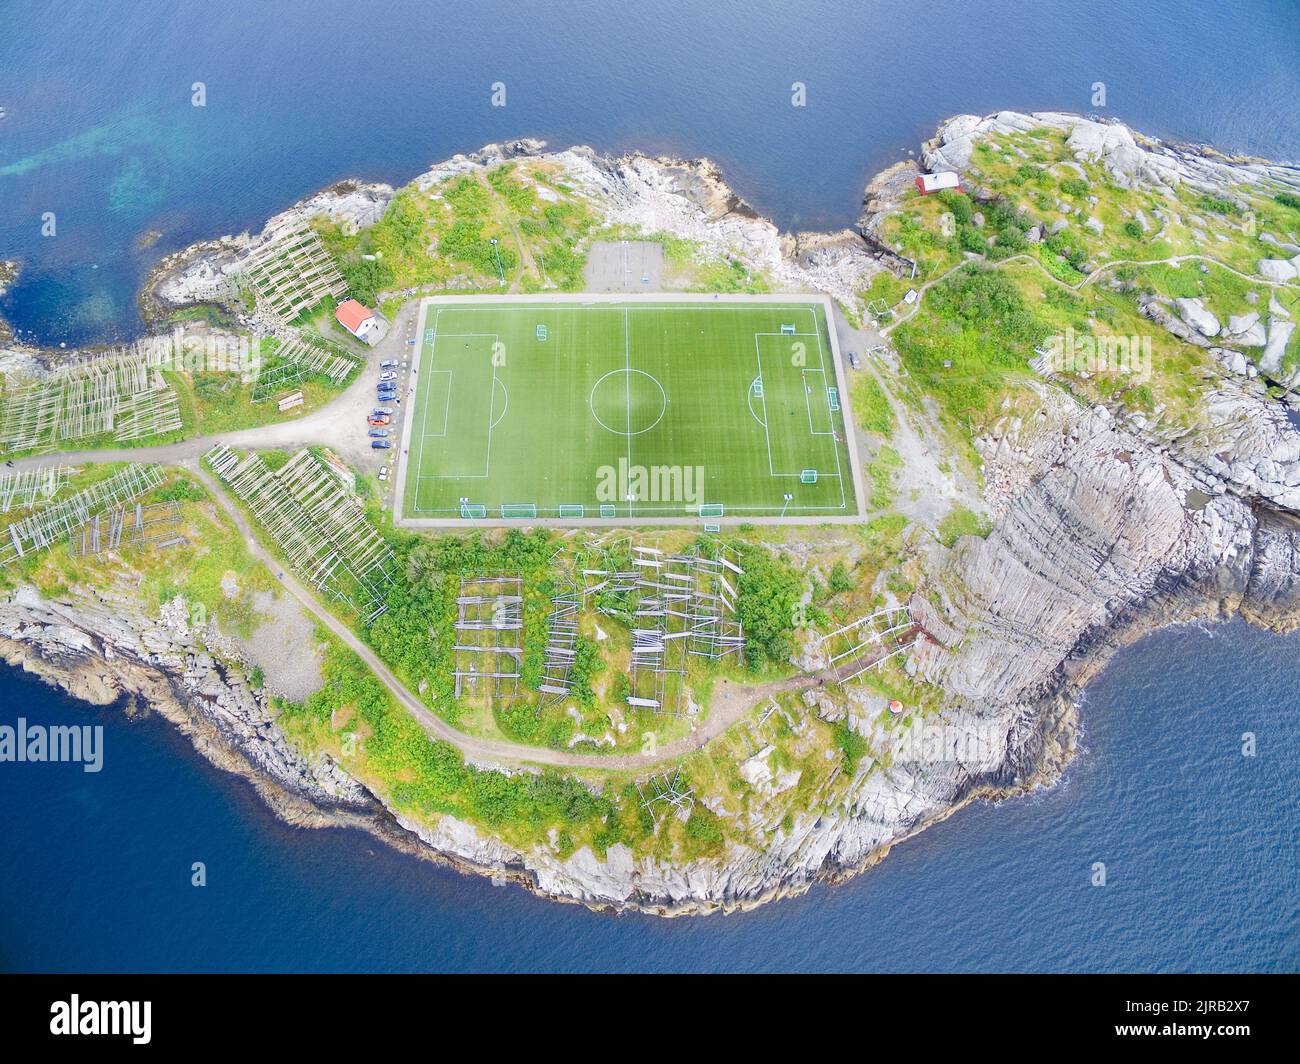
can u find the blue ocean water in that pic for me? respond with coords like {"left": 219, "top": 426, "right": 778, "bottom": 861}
{"left": 0, "top": 0, "right": 1298, "bottom": 972}
{"left": 1, "top": 0, "right": 1298, "bottom": 347}
{"left": 0, "top": 619, "right": 1296, "bottom": 972}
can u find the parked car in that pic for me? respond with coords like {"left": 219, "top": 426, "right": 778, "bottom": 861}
{"left": 371, "top": 440, "right": 391, "bottom": 450}
{"left": 368, "top": 415, "right": 390, "bottom": 426}
{"left": 379, "top": 371, "right": 398, "bottom": 381}
{"left": 377, "top": 388, "right": 397, "bottom": 399}
{"left": 372, "top": 407, "right": 393, "bottom": 416}
{"left": 368, "top": 428, "right": 389, "bottom": 438}
{"left": 848, "top": 351, "right": 861, "bottom": 369}
{"left": 380, "top": 360, "right": 399, "bottom": 369}
{"left": 378, "top": 466, "right": 389, "bottom": 482}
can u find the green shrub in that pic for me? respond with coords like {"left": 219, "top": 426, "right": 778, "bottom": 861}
{"left": 735, "top": 545, "right": 802, "bottom": 669}
{"left": 1197, "top": 194, "right": 1241, "bottom": 216}
{"left": 852, "top": 374, "right": 896, "bottom": 437}
{"left": 834, "top": 723, "right": 869, "bottom": 776}
{"left": 154, "top": 477, "right": 207, "bottom": 502}
{"left": 683, "top": 807, "right": 724, "bottom": 856}
{"left": 937, "top": 506, "right": 993, "bottom": 547}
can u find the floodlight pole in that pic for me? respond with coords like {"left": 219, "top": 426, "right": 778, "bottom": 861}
{"left": 490, "top": 238, "right": 505, "bottom": 285}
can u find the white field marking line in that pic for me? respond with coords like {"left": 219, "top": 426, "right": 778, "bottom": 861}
{"left": 753, "top": 334, "right": 777, "bottom": 477}
{"left": 625, "top": 307, "right": 632, "bottom": 520}
{"left": 400, "top": 497, "right": 848, "bottom": 515}
{"left": 411, "top": 308, "right": 440, "bottom": 512}
{"left": 746, "top": 378, "right": 767, "bottom": 428}
{"left": 421, "top": 293, "right": 838, "bottom": 308}
{"left": 486, "top": 358, "right": 499, "bottom": 478}
{"left": 395, "top": 298, "right": 429, "bottom": 522}
{"left": 412, "top": 327, "right": 499, "bottom": 505}
{"left": 414, "top": 300, "right": 847, "bottom": 511}
{"left": 751, "top": 331, "right": 842, "bottom": 483}
{"left": 800, "top": 368, "right": 832, "bottom": 435}
{"left": 424, "top": 370, "right": 453, "bottom": 436}
{"left": 806, "top": 303, "right": 848, "bottom": 511}
{"left": 491, "top": 377, "right": 509, "bottom": 430}
{"left": 587, "top": 370, "right": 667, "bottom": 436}
{"left": 797, "top": 303, "right": 845, "bottom": 509}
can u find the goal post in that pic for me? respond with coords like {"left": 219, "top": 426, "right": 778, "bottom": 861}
{"left": 501, "top": 503, "right": 538, "bottom": 519}
{"left": 699, "top": 503, "right": 724, "bottom": 518}
{"left": 558, "top": 504, "right": 584, "bottom": 518}
{"left": 459, "top": 502, "right": 487, "bottom": 518}
{"left": 800, "top": 469, "right": 818, "bottom": 484}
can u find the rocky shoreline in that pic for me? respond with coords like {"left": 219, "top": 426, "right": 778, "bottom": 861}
{"left": 3, "top": 112, "right": 1299, "bottom": 915}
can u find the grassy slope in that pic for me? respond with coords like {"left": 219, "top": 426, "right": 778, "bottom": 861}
{"left": 874, "top": 126, "right": 1300, "bottom": 450}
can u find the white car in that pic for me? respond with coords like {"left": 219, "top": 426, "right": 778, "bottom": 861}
{"left": 379, "top": 371, "right": 398, "bottom": 382}
{"left": 378, "top": 466, "right": 389, "bottom": 482}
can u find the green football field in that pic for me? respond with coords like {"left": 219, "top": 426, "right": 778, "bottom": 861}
{"left": 400, "top": 298, "right": 859, "bottom": 521}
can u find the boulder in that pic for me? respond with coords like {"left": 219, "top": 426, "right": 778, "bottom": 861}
{"left": 1175, "top": 297, "right": 1221, "bottom": 337}
{"left": 1259, "top": 257, "right": 1299, "bottom": 282}
{"left": 1211, "top": 348, "right": 1250, "bottom": 377}
{"left": 1260, "top": 320, "right": 1297, "bottom": 374}
{"left": 1226, "top": 312, "right": 1267, "bottom": 347}
{"left": 1261, "top": 232, "right": 1300, "bottom": 255}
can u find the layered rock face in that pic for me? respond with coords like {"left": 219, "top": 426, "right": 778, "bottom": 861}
{"left": 3, "top": 115, "right": 1299, "bottom": 914}
{"left": 0, "top": 587, "right": 375, "bottom": 822}
{"left": 147, "top": 179, "right": 394, "bottom": 312}
{"left": 916, "top": 389, "right": 1255, "bottom": 717}
{"left": 922, "top": 110, "right": 1299, "bottom": 195}
{"left": 150, "top": 139, "right": 885, "bottom": 323}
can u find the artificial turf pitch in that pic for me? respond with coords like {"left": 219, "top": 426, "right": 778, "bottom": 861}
{"left": 401, "top": 298, "right": 858, "bottom": 521}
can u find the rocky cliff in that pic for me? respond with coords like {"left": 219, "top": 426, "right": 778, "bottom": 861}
{"left": 3, "top": 113, "right": 1300, "bottom": 915}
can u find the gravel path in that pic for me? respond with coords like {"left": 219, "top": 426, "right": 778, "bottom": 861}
{"left": 7, "top": 294, "right": 900, "bottom": 774}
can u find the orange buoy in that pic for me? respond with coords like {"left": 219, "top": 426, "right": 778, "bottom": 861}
{"left": 888, "top": 699, "right": 904, "bottom": 715}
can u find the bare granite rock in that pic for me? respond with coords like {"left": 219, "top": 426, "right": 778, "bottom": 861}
{"left": 4, "top": 115, "right": 1300, "bottom": 915}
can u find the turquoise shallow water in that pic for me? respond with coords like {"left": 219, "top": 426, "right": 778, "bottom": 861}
{"left": 0, "top": 619, "right": 1295, "bottom": 972}
{"left": 1, "top": 0, "right": 1297, "bottom": 345}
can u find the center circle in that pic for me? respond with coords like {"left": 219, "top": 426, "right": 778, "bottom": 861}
{"left": 589, "top": 369, "right": 667, "bottom": 436}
